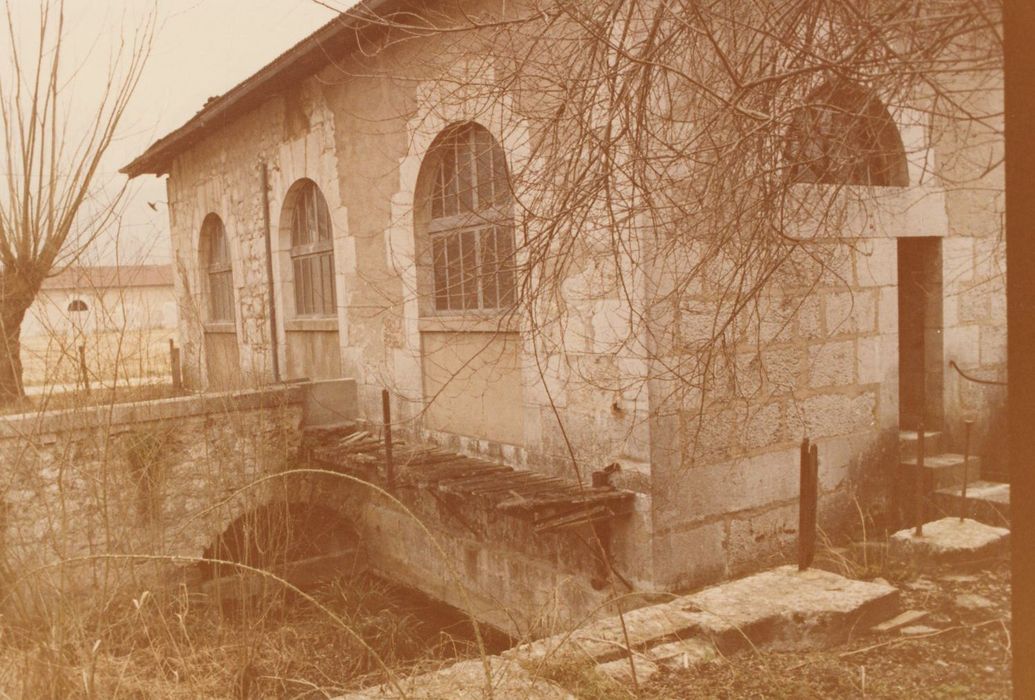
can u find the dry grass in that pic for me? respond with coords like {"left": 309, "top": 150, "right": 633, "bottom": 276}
{"left": 0, "top": 571, "right": 501, "bottom": 699}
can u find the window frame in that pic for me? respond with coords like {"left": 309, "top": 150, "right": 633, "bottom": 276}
{"left": 288, "top": 180, "right": 337, "bottom": 320}
{"left": 201, "top": 214, "right": 235, "bottom": 325}
{"left": 785, "top": 80, "right": 908, "bottom": 188}
{"left": 422, "top": 123, "right": 516, "bottom": 317}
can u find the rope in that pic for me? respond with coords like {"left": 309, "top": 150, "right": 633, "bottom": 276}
{"left": 949, "top": 360, "right": 1007, "bottom": 387}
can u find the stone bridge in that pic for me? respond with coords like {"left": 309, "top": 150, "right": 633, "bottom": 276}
{"left": 0, "top": 381, "right": 646, "bottom": 636}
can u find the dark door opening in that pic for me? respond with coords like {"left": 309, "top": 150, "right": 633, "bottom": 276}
{"left": 897, "top": 237, "right": 944, "bottom": 431}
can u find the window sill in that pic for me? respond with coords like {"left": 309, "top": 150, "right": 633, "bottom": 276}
{"left": 203, "top": 322, "right": 237, "bottom": 335}
{"left": 418, "top": 314, "right": 519, "bottom": 334}
{"left": 285, "top": 318, "right": 339, "bottom": 333}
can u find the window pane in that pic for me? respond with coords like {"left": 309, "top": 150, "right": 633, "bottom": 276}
{"left": 432, "top": 238, "right": 448, "bottom": 310}
{"left": 442, "top": 143, "right": 458, "bottom": 218}
{"left": 432, "top": 167, "right": 444, "bottom": 219}
{"left": 480, "top": 227, "right": 499, "bottom": 308}
{"left": 293, "top": 258, "right": 304, "bottom": 315}
{"left": 317, "top": 193, "right": 332, "bottom": 241}
{"left": 496, "top": 225, "right": 516, "bottom": 307}
{"left": 460, "top": 229, "right": 478, "bottom": 309}
{"left": 305, "top": 257, "right": 316, "bottom": 315}
{"left": 322, "top": 253, "right": 335, "bottom": 316}
{"left": 458, "top": 132, "right": 474, "bottom": 214}
{"left": 446, "top": 234, "right": 462, "bottom": 310}
{"left": 475, "top": 128, "right": 494, "bottom": 209}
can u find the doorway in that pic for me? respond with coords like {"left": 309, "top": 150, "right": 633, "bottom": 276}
{"left": 897, "top": 237, "right": 944, "bottom": 431}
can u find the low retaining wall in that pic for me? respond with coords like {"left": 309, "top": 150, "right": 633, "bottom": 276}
{"left": 354, "top": 483, "right": 652, "bottom": 638}
{"left": 0, "top": 385, "right": 304, "bottom": 611}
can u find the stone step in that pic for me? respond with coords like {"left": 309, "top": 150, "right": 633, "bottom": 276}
{"left": 889, "top": 517, "right": 1010, "bottom": 564}
{"left": 899, "top": 430, "right": 943, "bottom": 459}
{"left": 900, "top": 453, "right": 980, "bottom": 490}
{"left": 933, "top": 481, "right": 1010, "bottom": 527}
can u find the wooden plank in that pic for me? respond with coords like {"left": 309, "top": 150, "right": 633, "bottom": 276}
{"left": 497, "top": 488, "right": 631, "bottom": 511}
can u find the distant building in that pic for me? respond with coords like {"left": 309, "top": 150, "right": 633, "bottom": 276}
{"left": 21, "top": 264, "right": 177, "bottom": 387}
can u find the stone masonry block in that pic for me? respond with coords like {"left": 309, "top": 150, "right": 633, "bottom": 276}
{"left": 652, "top": 521, "right": 727, "bottom": 590}
{"left": 980, "top": 325, "right": 1007, "bottom": 366}
{"left": 857, "top": 336, "right": 883, "bottom": 385}
{"left": 942, "top": 237, "right": 975, "bottom": 287}
{"left": 855, "top": 239, "right": 898, "bottom": 288}
{"left": 798, "top": 392, "right": 877, "bottom": 438}
{"left": 653, "top": 447, "right": 800, "bottom": 528}
{"left": 726, "top": 502, "right": 799, "bottom": 574}
{"left": 943, "top": 325, "right": 981, "bottom": 367}
{"left": 808, "top": 340, "right": 856, "bottom": 388}
{"left": 877, "top": 288, "right": 899, "bottom": 335}
{"left": 825, "top": 290, "right": 876, "bottom": 336}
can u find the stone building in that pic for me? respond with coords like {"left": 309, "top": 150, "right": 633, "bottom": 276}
{"left": 123, "top": 1, "right": 1005, "bottom": 601}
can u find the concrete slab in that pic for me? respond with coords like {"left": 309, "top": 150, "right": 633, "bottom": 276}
{"left": 507, "top": 565, "right": 900, "bottom": 667}
{"left": 889, "top": 517, "right": 1009, "bottom": 564}
{"left": 340, "top": 657, "right": 573, "bottom": 700}
{"left": 934, "top": 481, "right": 1010, "bottom": 526}
{"left": 677, "top": 565, "right": 900, "bottom": 651}
{"left": 504, "top": 603, "right": 699, "bottom": 665}
{"left": 301, "top": 378, "right": 358, "bottom": 427}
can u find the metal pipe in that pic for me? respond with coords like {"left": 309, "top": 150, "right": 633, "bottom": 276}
{"left": 799, "top": 437, "right": 818, "bottom": 571}
{"left": 961, "top": 419, "right": 974, "bottom": 522}
{"left": 915, "top": 424, "right": 925, "bottom": 537}
{"left": 260, "top": 162, "right": 281, "bottom": 383}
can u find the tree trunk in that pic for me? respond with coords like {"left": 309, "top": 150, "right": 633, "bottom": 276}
{"left": 0, "top": 271, "right": 39, "bottom": 406}
{"left": 0, "top": 311, "right": 27, "bottom": 405}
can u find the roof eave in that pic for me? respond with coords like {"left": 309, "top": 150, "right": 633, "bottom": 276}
{"left": 121, "top": 0, "right": 396, "bottom": 178}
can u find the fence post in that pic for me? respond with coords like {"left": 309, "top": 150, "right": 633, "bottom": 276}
{"left": 78, "top": 344, "right": 89, "bottom": 394}
{"left": 382, "top": 388, "right": 395, "bottom": 491}
{"left": 799, "top": 437, "right": 818, "bottom": 571}
{"left": 960, "top": 419, "right": 974, "bottom": 522}
{"left": 169, "top": 339, "right": 182, "bottom": 392}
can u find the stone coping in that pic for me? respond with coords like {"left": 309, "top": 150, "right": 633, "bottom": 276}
{"left": 0, "top": 384, "right": 305, "bottom": 440}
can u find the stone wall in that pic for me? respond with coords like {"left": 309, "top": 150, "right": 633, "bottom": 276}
{"left": 156, "top": 2, "right": 1005, "bottom": 599}
{"left": 0, "top": 387, "right": 304, "bottom": 610}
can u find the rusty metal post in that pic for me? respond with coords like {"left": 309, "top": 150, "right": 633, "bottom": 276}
{"left": 169, "top": 339, "right": 182, "bottom": 392}
{"left": 960, "top": 419, "right": 974, "bottom": 522}
{"left": 914, "top": 424, "right": 925, "bottom": 537}
{"left": 78, "top": 344, "right": 89, "bottom": 394}
{"left": 382, "top": 389, "right": 395, "bottom": 490}
{"left": 799, "top": 437, "right": 818, "bottom": 571}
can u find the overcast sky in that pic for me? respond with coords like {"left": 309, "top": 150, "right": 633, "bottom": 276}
{"left": 51, "top": 0, "right": 342, "bottom": 266}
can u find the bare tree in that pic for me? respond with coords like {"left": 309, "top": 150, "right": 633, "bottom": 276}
{"left": 0, "top": 1, "right": 153, "bottom": 404}
{"left": 323, "top": 0, "right": 1002, "bottom": 478}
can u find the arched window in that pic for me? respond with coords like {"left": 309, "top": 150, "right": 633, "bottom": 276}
{"left": 67, "top": 299, "right": 88, "bottom": 313}
{"left": 420, "top": 123, "right": 515, "bottom": 312}
{"left": 288, "top": 180, "right": 336, "bottom": 318}
{"left": 786, "top": 80, "right": 908, "bottom": 187}
{"left": 201, "top": 214, "right": 235, "bottom": 322}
